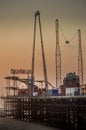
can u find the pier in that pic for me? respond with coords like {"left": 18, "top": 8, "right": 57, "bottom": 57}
{"left": 3, "top": 96, "right": 86, "bottom": 129}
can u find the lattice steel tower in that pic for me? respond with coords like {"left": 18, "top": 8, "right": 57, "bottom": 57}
{"left": 55, "top": 19, "right": 61, "bottom": 88}
{"left": 78, "top": 29, "right": 83, "bottom": 85}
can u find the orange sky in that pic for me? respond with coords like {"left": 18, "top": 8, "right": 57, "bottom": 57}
{"left": 0, "top": 0, "right": 86, "bottom": 95}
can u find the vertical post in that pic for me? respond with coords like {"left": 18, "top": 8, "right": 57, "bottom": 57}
{"left": 78, "top": 29, "right": 83, "bottom": 85}
{"left": 31, "top": 13, "right": 36, "bottom": 97}
{"left": 38, "top": 12, "right": 48, "bottom": 96}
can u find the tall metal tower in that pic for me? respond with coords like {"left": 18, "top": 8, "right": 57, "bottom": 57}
{"left": 31, "top": 11, "right": 48, "bottom": 96}
{"left": 55, "top": 19, "right": 61, "bottom": 88}
{"left": 78, "top": 29, "right": 83, "bottom": 85}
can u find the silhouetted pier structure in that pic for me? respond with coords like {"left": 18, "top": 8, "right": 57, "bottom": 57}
{"left": 3, "top": 96, "right": 86, "bottom": 129}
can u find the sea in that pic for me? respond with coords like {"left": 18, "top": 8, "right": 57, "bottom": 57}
{"left": 0, "top": 98, "right": 4, "bottom": 108}
{"left": 0, "top": 98, "right": 4, "bottom": 117}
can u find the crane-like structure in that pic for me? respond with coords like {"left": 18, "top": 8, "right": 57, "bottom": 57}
{"left": 78, "top": 29, "right": 83, "bottom": 85}
{"left": 55, "top": 19, "right": 61, "bottom": 88}
{"left": 61, "top": 27, "right": 84, "bottom": 85}
{"left": 31, "top": 11, "right": 48, "bottom": 96}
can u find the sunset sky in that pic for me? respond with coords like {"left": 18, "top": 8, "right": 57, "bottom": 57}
{"left": 0, "top": 0, "right": 86, "bottom": 95}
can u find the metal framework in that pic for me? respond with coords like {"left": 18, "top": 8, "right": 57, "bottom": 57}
{"left": 4, "top": 96, "right": 86, "bottom": 129}
{"left": 78, "top": 29, "right": 83, "bottom": 85}
{"left": 55, "top": 19, "right": 61, "bottom": 88}
{"left": 31, "top": 11, "right": 48, "bottom": 96}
